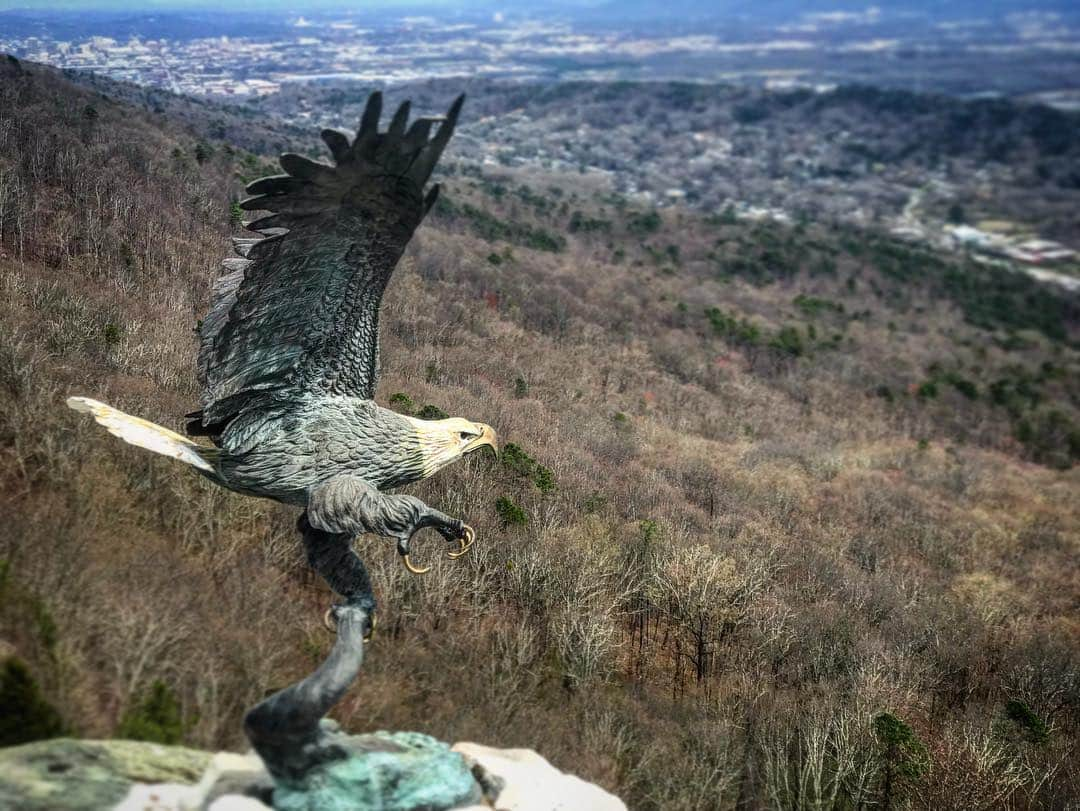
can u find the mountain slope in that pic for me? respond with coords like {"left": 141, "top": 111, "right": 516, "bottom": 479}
{"left": 1, "top": 57, "right": 1078, "bottom": 809}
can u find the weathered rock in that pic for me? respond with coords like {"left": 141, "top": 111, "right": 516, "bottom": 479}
{"left": 115, "top": 749, "right": 275, "bottom": 810}
{"left": 0, "top": 738, "right": 210, "bottom": 811}
{"left": 116, "top": 733, "right": 480, "bottom": 811}
{"left": 453, "top": 743, "right": 627, "bottom": 811}
{"left": 197, "top": 751, "right": 274, "bottom": 807}
{"left": 0, "top": 735, "right": 626, "bottom": 811}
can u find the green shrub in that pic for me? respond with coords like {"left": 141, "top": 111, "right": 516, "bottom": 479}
{"left": 568, "top": 211, "right": 612, "bottom": 234}
{"left": 533, "top": 465, "right": 556, "bottom": 494}
{"left": 495, "top": 496, "right": 528, "bottom": 527}
{"left": 917, "top": 381, "right": 939, "bottom": 399}
{"left": 704, "top": 307, "right": 761, "bottom": 346}
{"left": 944, "top": 373, "right": 978, "bottom": 400}
{"left": 417, "top": 404, "right": 448, "bottom": 421}
{"left": 444, "top": 200, "right": 566, "bottom": 252}
{"left": 627, "top": 210, "right": 661, "bottom": 235}
{"left": 583, "top": 491, "right": 607, "bottom": 513}
{"left": 102, "top": 323, "right": 122, "bottom": 344}
{"left": 501, "top": 443, "right": 536, "bottom": 477}
{"left": 990, "top": 375, "right": 1042, "bottom": 414}
{"left": 117, "top": 680, "right": 184, "bottom": 744}
{"left": 32, "top": 600, "right": 57, "bottom": 652}
{"left": 794, "top": 293, "right": 843, "bottom": 317}
{"left": 513, "top": 376, "right": 529, "bottom": 398}
{"left": 501, "top": 443, "right": 556, "bottom": 492}
{"left": 388, "top": 392, "right": 416, "bottom": 414}
{"left": 1001, "top": 699, "right": 1050, "bottom": 746}
{"left": 0, "top": 657, "right": 65, "bottom": 746}
{"left": 639, "top": 519, "right": 659, "bottom": 545}
{"left": 769, "top": 325, "right": 805, "bottom": 357}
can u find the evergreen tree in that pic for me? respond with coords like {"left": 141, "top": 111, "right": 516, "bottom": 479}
{"left": 874, "top": 712, "right": 930, "bottom": 810}
{"left": 116, "top": 680, "right": 184, "bottom": 744}
{"left": 0, "top": 657, "right": 65, "bottom": 746}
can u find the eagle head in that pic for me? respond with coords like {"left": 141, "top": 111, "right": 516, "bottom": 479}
{"left": 406, "top": 415, "right": 498, "bottom": 478}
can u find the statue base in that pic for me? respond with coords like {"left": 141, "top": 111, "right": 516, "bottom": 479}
{"left": 117, "top": 727, "right": 483, "bottom": 810}
{"left": 0, "top": 735, "right": 627, "bottom": 811}
{"left": 271, "top": 727, "right": 480, "bottom": 811}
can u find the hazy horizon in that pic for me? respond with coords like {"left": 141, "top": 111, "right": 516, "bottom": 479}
{"left": 3, "top": 0, "right": 1079, "bottom": 18}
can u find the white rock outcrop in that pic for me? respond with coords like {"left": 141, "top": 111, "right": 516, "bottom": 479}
{"left": 453, "top": 743, "right": 627, "bottom": 811}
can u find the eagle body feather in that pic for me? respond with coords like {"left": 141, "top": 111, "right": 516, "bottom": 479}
{"left": 212, "top": 396, "right": 428, "bottom": 506}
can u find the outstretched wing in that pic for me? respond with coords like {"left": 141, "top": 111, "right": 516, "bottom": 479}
{"left": 195, "top": 92, "right": 464, "bottom": 428}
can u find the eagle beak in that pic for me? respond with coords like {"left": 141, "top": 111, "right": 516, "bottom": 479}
{"left": 466, "top": 424, "right": 498, "bottom": 459}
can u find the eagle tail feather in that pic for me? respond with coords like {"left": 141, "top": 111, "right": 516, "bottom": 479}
{"left": 66, "top": 397, "right": 218, "bottom": 472}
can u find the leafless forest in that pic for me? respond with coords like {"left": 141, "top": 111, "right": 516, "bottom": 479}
{"left": 1, "top": 59, "right": 1078, "bottom": 809}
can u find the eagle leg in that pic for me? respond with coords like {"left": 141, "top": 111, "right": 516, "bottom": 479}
{"left": 307, "top": 475, "right": 474, "bottom": 581}
{"left": 298, "top": 512, "right": 377, "bottom": 640}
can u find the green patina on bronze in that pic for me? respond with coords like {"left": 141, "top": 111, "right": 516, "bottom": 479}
{"left": 274, "top": 732, "right": 480, "bottom": 811}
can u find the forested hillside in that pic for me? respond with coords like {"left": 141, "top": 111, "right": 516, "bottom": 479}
{"left": 1, "top": 57, "right": 1078, "bottom": 809}
{"left": 64, "top": 70, "right": 1080, "bottom": 245}
{"left": 250, "top": 77, "right": 1080, "bottom": 245}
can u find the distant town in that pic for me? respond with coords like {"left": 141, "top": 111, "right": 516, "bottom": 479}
{"left": 3, "top": 8, "right": 1080, "bottom": 101}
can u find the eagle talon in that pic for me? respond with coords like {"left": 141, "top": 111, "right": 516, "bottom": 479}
{"left": 402, "top": 553, "right": 431, "bottom": 575}
{"left": 447, "top": 524, "right": 475, "bottom": 559}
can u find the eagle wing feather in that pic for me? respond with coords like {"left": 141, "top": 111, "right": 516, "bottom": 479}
{"left": 195, "top": 91, "right": 463, "bottom": 429}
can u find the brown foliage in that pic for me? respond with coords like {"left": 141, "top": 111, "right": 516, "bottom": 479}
{"left": 0, "top": 62, "right": 1078, "bottom": 809}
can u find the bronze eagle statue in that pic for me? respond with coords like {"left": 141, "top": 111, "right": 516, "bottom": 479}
{"left": 67, "top": 92, "right": 494, "bottom": 639}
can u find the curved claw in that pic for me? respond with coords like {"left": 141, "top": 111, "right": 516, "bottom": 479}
{"left": 447, "top": 524, "right": 476, "bottom": 559}
{"left": 402, "top": 553, "right": 431, "bottom": 575}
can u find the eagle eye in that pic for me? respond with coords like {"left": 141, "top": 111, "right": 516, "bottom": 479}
{"left": 459, "top": 431, "right": 474, "bottom": 441}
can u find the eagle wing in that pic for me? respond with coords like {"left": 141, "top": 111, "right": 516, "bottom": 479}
{"left": 194, "top": 92, "right": 463, "bottom": 431}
